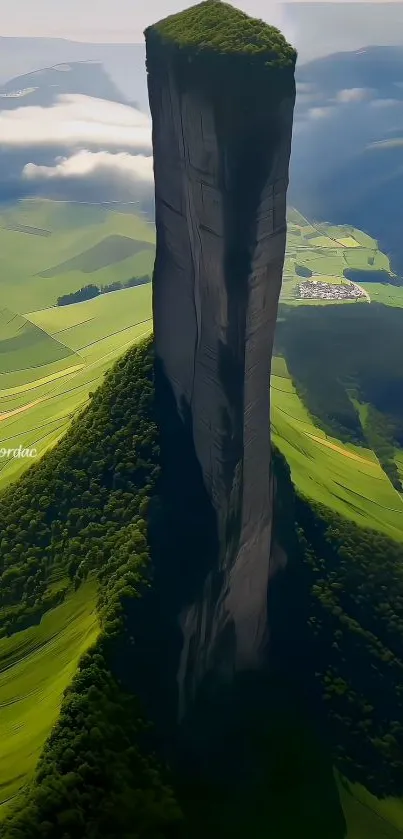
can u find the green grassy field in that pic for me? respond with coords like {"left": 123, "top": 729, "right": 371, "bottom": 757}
{"left": 271, "top": 359, "right": 403, "bottom": 542}
{"left": 0, "top": 198, "right": 154, "bottom": 489}
{"left": 359, "top": 283, "right": 403, "bottom": 307}
{"left": 0, "top": 285, "right": 152, "bottom": 489}
{"left": 0, "top": 579, "right": 99, "bottom": 816}
{"left": 337, "top": 776, "right": 403, "bottom": 839}
{"left": 0, "top": 199, "right": 155, "bottom": 314}
{"left": 0, "top": 307, "right": 77, "bottom": 374}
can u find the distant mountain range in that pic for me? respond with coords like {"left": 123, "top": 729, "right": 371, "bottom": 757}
{"left": 0, "top": 37, "right": 147, "bottom": 109}
{"left": 0, "top": 61, "right": 128, "bottom": 109}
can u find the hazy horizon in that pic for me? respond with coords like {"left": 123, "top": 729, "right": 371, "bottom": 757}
{"left": 1, "top": 1, "right": 403, "bottom": 45}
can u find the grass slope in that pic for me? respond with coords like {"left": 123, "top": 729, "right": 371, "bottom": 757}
{"left": 0, "top": 199, "right": 155, "bottom": 314}
{"left": 0, "top": 286, "right": 152, "bottom": 489}
{"left": 0, "top": 579, "right": 99, "bottom": 815}
{"left": 271, "top": 359, "right": 403, "bottom": 541}
{"left": 38, "top": 234, "right": 155, "bottom": 278}
{"left": 338, "top": 777, "right": 403, "bottom": 839}
{"left": 0, "top": 307, "right": 76, "bottom": 374}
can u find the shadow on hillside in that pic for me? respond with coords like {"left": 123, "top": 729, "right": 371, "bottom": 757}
{"left": 111, "top": 363, "right": 346, "bottom": 839}
{"left": 175, "top": 449, "right": 347, "bottom": 839}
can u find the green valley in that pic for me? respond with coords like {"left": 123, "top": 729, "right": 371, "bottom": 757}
{"left": 1, "top": 197, "right": 403, "bottom": 838}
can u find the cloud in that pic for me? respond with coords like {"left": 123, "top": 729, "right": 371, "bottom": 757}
{"left": 0, "top": 94, "right": 152, "bottom": 151}
{"left": 23, "top": 149, "right": 154, "bottom": 184}
{"left": 20, "top": 149, "right": 154, "bottom": 204}
{"left": 307, "top": 106, "right": 335, "bottom": 120}
{"left": 335, "top": 88, "right": 372, "bottom": 103}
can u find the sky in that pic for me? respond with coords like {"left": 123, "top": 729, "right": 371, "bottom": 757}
{"left": 2, "top": 0, "right": 403, "bottom": 42}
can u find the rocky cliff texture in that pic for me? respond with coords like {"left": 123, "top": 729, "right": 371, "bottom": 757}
{"left": 145, "top": 1, "right": 296, "bottom": 719}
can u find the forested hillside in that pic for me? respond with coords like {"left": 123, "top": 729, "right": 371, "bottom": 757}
{"left": 0, "top": 338, "right": 182, "bottom": 838}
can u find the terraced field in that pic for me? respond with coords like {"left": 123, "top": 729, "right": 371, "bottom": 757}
{"left": 0, "top": 579, "right": 99, "bottom": 815}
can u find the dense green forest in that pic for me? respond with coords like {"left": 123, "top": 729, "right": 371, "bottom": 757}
{"left": 275, "top": 303, "right": 403, "bottom": 487}
{"left": 1, "top": 336, "right": 403, "bottom": 835}
{"left": 56, "top": 276, "right": 151, "bottom": 306}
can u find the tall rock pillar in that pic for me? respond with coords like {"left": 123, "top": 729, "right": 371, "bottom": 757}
{"left": 145, "top": 0, "right": 296, "bottom": 717}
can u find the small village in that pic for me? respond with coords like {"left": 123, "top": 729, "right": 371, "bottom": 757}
{"left": 297, "top": 279, "right": 367, "bottom": 301}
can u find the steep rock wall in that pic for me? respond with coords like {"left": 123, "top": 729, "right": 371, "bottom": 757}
{"left": 146, "top": 33, "right": 295, "bottom": 717}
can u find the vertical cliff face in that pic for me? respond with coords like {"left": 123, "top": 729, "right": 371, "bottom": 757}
{"left": 146, "top": 1, "right": 296, "bottom": 719}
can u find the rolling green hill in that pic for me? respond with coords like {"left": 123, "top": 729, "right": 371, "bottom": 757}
{"left": 0, "top": 307, "right": 76, "bottom": 373}
{"left": 37, "top": 234, "right": 155, "bottom": 278}
{"left": 0, "top": 285, "right": 152, "bottom": 489}
{"left": 0, "top": 198, "right": 155, "bottom": 314}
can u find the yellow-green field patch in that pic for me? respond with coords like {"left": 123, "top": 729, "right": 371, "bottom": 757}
{"left": 304, "top": 235, "right": 340, "bottom": 248}
{"left": 337, "top": 775, "right": 403, "bottom": 839}
{"left": 336, "top": 237, "right": 361, "bottom": 248}
{"left": 0, "top": 364, "right": 85, "bottom": 398}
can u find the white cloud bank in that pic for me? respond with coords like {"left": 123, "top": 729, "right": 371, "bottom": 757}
{"left": 0, "top": 93, "right": 152, "bottom": 151}
{"left": 23, "top": 149, "right": 154, "bottom": 184}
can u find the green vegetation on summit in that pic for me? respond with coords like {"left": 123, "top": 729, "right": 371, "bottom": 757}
{"left": 147, "top": 0, "right": 296, "bottom": 66}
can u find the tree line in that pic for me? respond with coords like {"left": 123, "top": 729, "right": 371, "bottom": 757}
{"left": 56, "top": 275, "right": 151, "bottom": 307}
